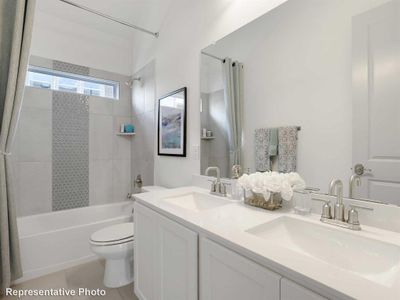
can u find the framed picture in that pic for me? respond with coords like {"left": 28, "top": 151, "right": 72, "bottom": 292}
{"left": 157, "top": 87, "right": 187, "bottom": 157}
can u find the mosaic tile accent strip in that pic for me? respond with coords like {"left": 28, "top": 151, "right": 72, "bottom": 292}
{"left": 52, "top": 91, "right": 89, "bottom": 211}
{"left": 53, "top": 60, "right": 90, "bottom": 76}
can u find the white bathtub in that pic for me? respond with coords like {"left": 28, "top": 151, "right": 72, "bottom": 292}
{"left": 16, "top": 201, "right": 133, "bottom": 283}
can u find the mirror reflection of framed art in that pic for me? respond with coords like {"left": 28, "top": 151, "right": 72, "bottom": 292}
{"left": 157, "top": 87, "right": 187, "bottom": 157}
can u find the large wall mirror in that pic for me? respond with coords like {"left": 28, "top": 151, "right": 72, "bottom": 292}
{"left": 200, "top": 0, "right": 400, "bottom": 205}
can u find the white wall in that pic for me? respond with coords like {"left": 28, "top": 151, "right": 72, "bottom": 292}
{"left": 240, "top": 0, "right": 390, "bottom": 193}
{"left": 131, "top": 61, "right": 157, "bottom": 187}
{"left": 31, "top": 11, "right": 133, "bottom": 75}
{"left": 137, "top": 0, "right": 288, "bottom": 187}
{"left": 136, "top": 0, "right": 391, "bottom": 190}
{"left": 199, "top": 0, "right": 390, "bottom": 193}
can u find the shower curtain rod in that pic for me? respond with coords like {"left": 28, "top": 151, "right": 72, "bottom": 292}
{"left": 201, "top": 51, "right": 224, "bottom": 62}
{"left": 58, "top": 0, "right": 159, "bottom": 38}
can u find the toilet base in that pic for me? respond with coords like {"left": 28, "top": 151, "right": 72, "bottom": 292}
{"left": 104, "top": 256, "right": 134, "bottom": 288}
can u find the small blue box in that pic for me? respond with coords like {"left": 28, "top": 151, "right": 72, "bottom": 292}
{"left": 124, "top": 124, "right": 134, "bottom": 133}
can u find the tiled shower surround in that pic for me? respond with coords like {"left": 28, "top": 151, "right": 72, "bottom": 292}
{"left": 52, "top": 92, "right": 89, "bottom": 211}
{"left": 52, "top": 60, "right": 90, "bottom": 211}
{"left": 12, "top": 56, "right": 155, "bottom": 216}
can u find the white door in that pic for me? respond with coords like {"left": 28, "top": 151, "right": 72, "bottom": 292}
{"left": 352, "top": 0, "right": 400, "bottom": 205}
{"left": 200, "top": 237, "right": 280, "bottom": 300}
{"left": 280, "top": 278, "right": 327, "bottom": 300}
{"left": 134, "top": 203, "right": 158, "bottom": 300}
{"left": 156, "top": 214, "right": 198, "bottom": 300}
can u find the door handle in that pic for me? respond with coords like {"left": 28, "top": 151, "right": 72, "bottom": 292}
{"left": 352, "top": 163, "right": 372, "bottom": 176}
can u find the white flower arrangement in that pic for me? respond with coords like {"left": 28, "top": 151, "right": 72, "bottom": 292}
{"left": 237, "top": 171, "right": 306, "bottom": 201}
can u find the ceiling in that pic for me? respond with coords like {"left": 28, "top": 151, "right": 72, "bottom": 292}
{"left": 36, "top": 0, "right": 172, "bottom": 38}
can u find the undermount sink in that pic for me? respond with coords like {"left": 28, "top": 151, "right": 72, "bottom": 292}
{"left": 246, "top": 216, "right": 400, "bottom": 286}
{"left": 162, "top": 192, "right": 232, "bottom": 212}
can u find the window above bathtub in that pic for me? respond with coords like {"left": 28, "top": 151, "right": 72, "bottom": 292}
{"left": 26, "top": 66, "right": 120, "bottom": 100}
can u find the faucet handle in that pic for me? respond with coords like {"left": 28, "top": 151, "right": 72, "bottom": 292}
{"left": 210, "top": 181, "right": 217, "bottom": 193}
{"left": 347, "top": 207, "right": 360, "bottom": 226}
{"left": 321, "top": 202, "right": 332, "bottom": 220}
{"left": 220, "top": 183, "right": 227, "bottom": 196}
{"left": 347, "top": 204, "right": 373, "bottom": 228}
{"left": 312, "top": 197, "right": 332, "bottom": 220}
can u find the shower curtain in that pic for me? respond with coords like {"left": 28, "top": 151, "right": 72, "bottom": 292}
{"left": 0, "top": 0, "right": 36, "bottom": 292}
{"left": 222, "top": 58, "right": 243, "bottom": 173}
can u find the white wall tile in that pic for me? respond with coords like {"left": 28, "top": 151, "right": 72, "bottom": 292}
{"left": 130, "top": 115, "right": 144, "bottom": 162}
{"left": 144, "top": 78, "right": 155, "bottom": 113}
{"left": 130, "top": 61, "right": 156, "bottom": 187}
{"left": 89, "top": 160, "right": 95, "bottom": 205}
{"left": 89, "top": 97, "right": 113, "bottom": 115}
{"left": 29, "top": 55, "right": 53, "bottom": 69}
{"left": 17, "top": 162, "right": 51, "bottom": 216}
{"left": 89, "top": 116, "right": 94, "bottom": 163}
{"left": 92, "top": 160, "right": 113, "bottom": 205}
{"left": 139, "top": 112, "right": 155, "bottom": 162}
{"left": 113, "top": 116, "right": 132, "bottom": 160}
{"left": 18, "top": 107, "right": 51, "bottom": 162}
{"left": 132, "top": 83, "right": 145, "bottom": 115}
{"left": 23, "top": 87, "right": 52, "bottom": 110}
{"left": 113, "top": 82, "right": 132, "bottom": 117}
{"left": 112, "top": 159, "right": 131, "bottom": 202}
{"left": 132, "top": 159, "right": 154, "bottom": 187}
{"left": 92, "top": 114, "right": 113, "bottom": 160}
{"left": 14, "top": 57, "right": 145, "bottom": 215}
{"left": 142, "top": 160, "right": 154, "bottom": 186}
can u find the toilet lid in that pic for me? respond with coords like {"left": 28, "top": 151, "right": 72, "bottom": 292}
{"left": 90, "top": 222, "right": 134, "bottom": 244}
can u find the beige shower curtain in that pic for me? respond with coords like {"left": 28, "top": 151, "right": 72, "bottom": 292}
{"left": 0, "top": 0, "right": 36, "bottom": 292}
{"left": 222, "top": 58, "right": 243, "bottom": 172}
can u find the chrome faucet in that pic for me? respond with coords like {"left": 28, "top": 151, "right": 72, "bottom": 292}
{"left": 312, "top": 178, "right": 373, "bottom": 231}
{"left": 329, "top": 179, "right": 344, "bottom": 221}
{"left": 349, "top": 174, "right": 361, "bottom": 199}
{"left": 205, "top": 166, "right": 227, "bottom": 197}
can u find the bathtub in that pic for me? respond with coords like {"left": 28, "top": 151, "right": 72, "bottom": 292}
{"left": 16, "top": 201, "right": 133, "bottom": 283}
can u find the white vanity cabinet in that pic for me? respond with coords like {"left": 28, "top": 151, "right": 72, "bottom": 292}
{"left": 134, "top": 203, "right": 198, "bottom": 300}
{"left": 280, "top": 278, "right": 328, "bottom": 300}
{"left": 200, "top": 237, "right": 281, "bottom": 300}
{"left": 135, "top": 202, "right": 331, "bottom": 300}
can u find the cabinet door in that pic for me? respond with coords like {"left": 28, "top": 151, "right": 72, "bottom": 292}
{"left": 281, "top": 278, "right": 328, "bottom": 300}
{"left": 156, "top": 214, "right": 198, "bottom": 300}
{"left": 200, "top": 237, "right": 280, "bottom": 300}
{"left": 134, "top": 203, "right": 158, "bottom": 300}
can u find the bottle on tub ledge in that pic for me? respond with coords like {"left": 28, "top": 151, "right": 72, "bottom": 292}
{"left": 120, "top": 123, "right": 135, "bottom": 133}
{"left": 134, "top": 174, "right": 143, "bottom": 194}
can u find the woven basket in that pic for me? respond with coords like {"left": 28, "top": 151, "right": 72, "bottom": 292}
{"left": 244, "top": 190, "right": 282, "bottom": 210}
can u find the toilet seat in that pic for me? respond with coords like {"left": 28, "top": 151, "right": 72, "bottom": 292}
{"left": 90, "top": 222, "right": 134, "bottom": 246}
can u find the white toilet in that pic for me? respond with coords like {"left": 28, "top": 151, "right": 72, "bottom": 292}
{"left": 90, "top": 222, "right": 134, "bottom": 288}
{"left": 90, "top": 185, "right": 166, "bottom": 288}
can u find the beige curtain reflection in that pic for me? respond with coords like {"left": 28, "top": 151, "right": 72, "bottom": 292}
{"left": 222, "top": 58, "right": 243, "bottom": 172}
{"left": 0, "top": 0, "right": 36, "bottom": 292}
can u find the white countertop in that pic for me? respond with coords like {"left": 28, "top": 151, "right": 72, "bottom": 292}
{"left": 134, "top": 186, "right": 400, "bottom": 300}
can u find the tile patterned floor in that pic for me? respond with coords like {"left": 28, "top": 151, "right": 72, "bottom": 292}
{"left": 1, "top": 260, "right": 138, "bottom": 300}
